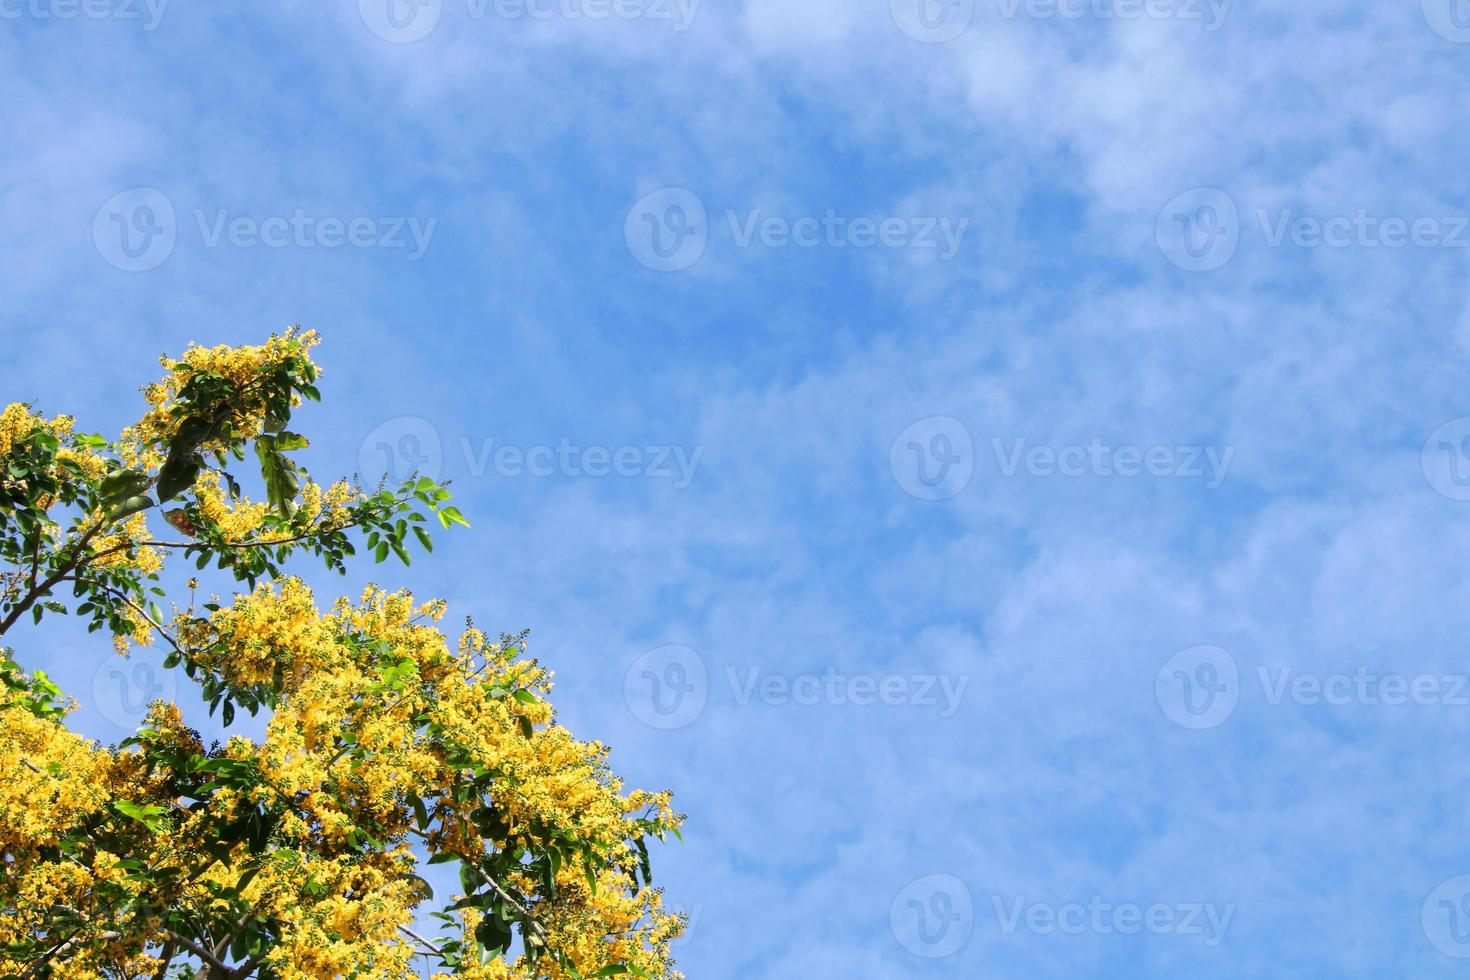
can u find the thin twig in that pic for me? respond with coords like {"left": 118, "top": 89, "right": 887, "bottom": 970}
{"left": 91, "top": 583, "right": 188, "bottom": 659}
{"left": 399, "top": 925, "right": 444, "bottom": 957}
{"left": 404, "top": 828, "right": 548, "bottom": 944}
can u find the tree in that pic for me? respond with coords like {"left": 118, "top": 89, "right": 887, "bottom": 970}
{"left": 0, "top": 329, "right": 684, "bottom": 979}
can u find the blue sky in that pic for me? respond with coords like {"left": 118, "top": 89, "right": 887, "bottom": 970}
{"left": 7, "top": 0, "right": 1470, "bottom": 976}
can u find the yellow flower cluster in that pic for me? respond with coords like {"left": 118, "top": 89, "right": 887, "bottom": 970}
{"left": 177, "top": 577, "right": 334, "bottom": 688}
{"left": 0, "top": 706, "right": 113, "bottom": 850}
{"left": 0, "top": 402, "right": 38, "bottom": 458}
{"left": 162, "top": 578, "right": 685, "bottom": 977}
{"left": 191, "top": 466, "right": 364, "bottom": 544}
{"left": 55, "top": 445, "right": 109, "bottom": 482}
{"left": 195, "top": 470, "right": 271, "bottom": 541}
{"left": 120, "top": 326, "right": 319, "bottom": 461}
{"left": 0, "top": 705, "right": 166, "bottom": 978}
{"left": 0, "top": 402, "right": 74, "bottom": 458}
{"left": 0, "top": 406, "right": 96, "bottom": 522}
{"left": 1, "top": 639, "right": 684, "bottom": 977}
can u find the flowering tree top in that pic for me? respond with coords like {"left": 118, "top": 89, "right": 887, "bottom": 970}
{"left": 0, "top": 329, "right": 684, "bottom": 979}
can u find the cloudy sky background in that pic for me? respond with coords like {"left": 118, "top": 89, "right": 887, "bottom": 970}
{"left": 7, "top": 0, "right": 1470, "bottom": 975}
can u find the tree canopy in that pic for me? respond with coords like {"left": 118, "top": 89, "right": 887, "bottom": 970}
{"left": 0, "top": 329, "right": 684, "bottom": 979}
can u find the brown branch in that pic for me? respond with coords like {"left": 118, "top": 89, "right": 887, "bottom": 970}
{"left": 0, "top": 520, "right": 105, "bottom": 637}
{"left": 226, "top": 948, "right": 270, "bottom": 980}
{"left": 133, "top": 520, "right": 362, "bottom": 552}
{"left": 21, "top": 931, "right": 121, "bottom": 978}
{"left": 164, "top": 930, "right": 232, "bottom": 975}
{"left": 151, "top": 939, "right": 178, "bottom": 980}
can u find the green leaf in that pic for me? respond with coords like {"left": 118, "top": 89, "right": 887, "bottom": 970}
{"left": 112, "top": 800, "right": 169, "bottom": 833}
{"left": 156, "top": 455, "right": 201, "bottom": 503}
{"left": 99, "top": 468, "right": 150, "bottom": 504}
{"left": 256, "top": 442, "right": 301, "bottom": 516}
{"left": 474, "top": 910, "right": 513, "bottom": 954}
{"left": 634, "top": 837, "right": 652, "bottom": 886}
{"left": 113, "top": 800, "right": 152, "bottom": 820}
{"left": 411, "top": 794, "right": 430, "bottom": 830}
{"left": 108, "top": 495, "right": 155, "bottom": 522}
{"left": 272, "top": 432, "right": 309, "bottom": 452}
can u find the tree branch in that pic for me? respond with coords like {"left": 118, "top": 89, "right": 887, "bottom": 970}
{"left": 226, "top": 948, "right": 270, "bottom": 980}
{"left": 0, "top": 520, "right": 105, "bottom": 637}
{"left": 91, "top": 582, "right": 188, "bottom": 660}
{"left": 21, "top": 931, "right": 121, "bottom": 978}
{"left": 151, "top": 939, "right": 178, "bottom": 980}
{"left": 399, "top": 925, "right": 444, "bottom": 957}
{"left": 164, "top": 930, "right": 233, "bottom": 975}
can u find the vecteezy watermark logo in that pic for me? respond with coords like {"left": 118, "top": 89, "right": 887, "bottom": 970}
{"left": 1156, "top": 187, "right": 1240, "bottom": 272}
{"left": 1162, "top": 650, "right": 1470, "bottom": 727}
{"left": 889, "top": 0, "right": 975, "bottom": 43}
{"left": 477, "top": 0, "right": 699, "bottom": 27}
{"left": 625, "top": 655, "right": 969, "bottom": 729}
{"left": 460, "top": 439, "right": 703, "bottom": 488}
{"left": 1258, "top": 667, "right": 1470, "bottom": 707}
{"left": 990, "top": 896, "right": 1234, "bottom": 946}
{"left": 725, "top": 210, "right": 968, "bottom": 259}
{"left": 992, "top": 438, "right": 1234, "bottom": 488}
{"left": 1161, "top": 189, "right": 1470, "bottom": 271}
{"left": 92, "top": 654, "right": 175, "bottom": 730}
{"left": 1422, "top": 419, "right": 1470, "bottom": 501}
{"left": 92, "top": 190, "right": 437, "bottom": 270}
{"left": 890, "top": 417, "right": 975, "bottom": 501}
{"left": 1, "top": 0, "right": 169, "bottom": 27}
{"left": 357, "top": 425, "right": 703, "bottom": 488}
{"left": 360, "top": 0, "right": 698, "bottom": 40}
{"left": 1256, "top": 210, "right": 1470, "bottom": 250}
{"left": 995, "top": 0, "right": 1231, "bottom": 30}
{"left": 727, "top": 667, "right": 969, "bottom": 717}
{"left": 625, "top": 188, "right": 970, "bottom": 271}
{"left": 891, "top": 874, "right": 974, "bottom": 958}
{"left": 624, "top": 645, "right": 708, "bottom": 730}
{"left": 359, "top": 416, "right": 444, "bottom": 483}
{"left": 625, "top": 188, "right": 709, "bottom": 273}
{"left": 1424, "top": 875, "right": 1470, "bottom": 957}
{"left": 359, "top": 0, "right": 442, "bottom": 42}
{"left": 1423, "top": 0, "right": 1470, "bottom": 43}
{"left": 1156, "top": 645, "right": 1239, "bottom": 730}
{"left": 93, "top": 188, "right": 176, "bottom": 272}
{"left": 193, "top": 210, "right": 437, "bottom": 258}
